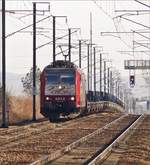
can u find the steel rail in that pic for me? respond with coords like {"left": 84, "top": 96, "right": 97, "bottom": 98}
{"left": 88, "top": 114, "right": 144, "bottom": 165}
{"left": 0, "top": 112, "right": 106, "bottom": 148}
{"left": 30, "top": 114, "right": 127, "bottom": 165}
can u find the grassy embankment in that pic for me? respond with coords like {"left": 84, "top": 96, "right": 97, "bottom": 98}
{"left": 0, "top": 94, "right": 43, "bottom": 125}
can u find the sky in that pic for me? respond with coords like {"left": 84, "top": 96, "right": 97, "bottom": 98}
{"left": 1, "top": 0, "right": 150, "bottom": 97}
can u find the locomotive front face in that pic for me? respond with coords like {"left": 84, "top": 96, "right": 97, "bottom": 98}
{"left": 45, "top": 69, "right": 75, "bottom": 96}
{"left": 43, "top": 68, "right": 76, "bottom": 115}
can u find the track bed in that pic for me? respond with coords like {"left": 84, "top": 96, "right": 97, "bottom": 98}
{"left": 49, "top": 114, "right": 139, "bottom": 165}
{"left": 104, "top": 115, "right": 150, "bottom": 165}
{"left": 0, "top": 111, "right": 122, "bottom": 164}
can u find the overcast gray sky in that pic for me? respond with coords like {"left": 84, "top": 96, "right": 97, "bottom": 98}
{"left": 1, "top": 0, "right": 149, "bottom": 73}
{"left": 1, "top": 0, "right": 150, "bottom": 96}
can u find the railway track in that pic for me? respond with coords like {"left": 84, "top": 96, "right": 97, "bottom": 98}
{"left": 0, "top": 111, "right": 122, "bottom": 164}
{"left": 0, "top": 120, "right": 52, "bottom": 146}
{"left": 40, "top": 114, "right": 140, "bottom": 165}
{"left": 0, "top": 113, "right": 103, "bottom": 147}
{"left": 101, "top": 114, "right": 150, "bottom": 165}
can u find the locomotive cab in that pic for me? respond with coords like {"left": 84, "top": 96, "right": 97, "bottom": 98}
{"left": 40, "top": 61, "right": 86, "bottom": 121}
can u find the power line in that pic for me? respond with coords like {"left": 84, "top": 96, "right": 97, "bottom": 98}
{"left": 92, "top": 0, "right": 113, "bottom": 19}
{"left": 36, "top": 29, "right": 78, "bottom": 50}
{"left": 121, "top": 16, "right": 150, "bottom": 29}
{"left": 134, "top": 0, "right": 150, "bottom": 8}
{"left": 6, "top": 15, "right": 52, "bottom": 38}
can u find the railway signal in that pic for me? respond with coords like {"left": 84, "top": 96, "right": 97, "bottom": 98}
{"left": 130, "top": 75, "right": 135, "bottom": 87}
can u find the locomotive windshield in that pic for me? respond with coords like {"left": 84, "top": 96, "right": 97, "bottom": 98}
{"left": 45, "top": 71, "right": 75, "bottom": 95}
{"left": 60, "top": 74, "right": 74, "bottom": 84}
{"left": 45, "top": 73, "right": 74, "bottom": 85}
{"left": 46, "top": 75, "right": 59, "bottom": 84}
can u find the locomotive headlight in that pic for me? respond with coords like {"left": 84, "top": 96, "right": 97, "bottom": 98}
{"left": 58, "top": 85, "right": 62, "bottom": 89}
{"left": 46, "top": 96, "right": 50, "bottom": 101}
{"left": 70, "top": 96, "right": 75, "bottom": 101}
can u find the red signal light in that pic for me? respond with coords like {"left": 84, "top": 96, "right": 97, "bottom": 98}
{"left": 130, "top": 75, "right": 135, "bottom": 87}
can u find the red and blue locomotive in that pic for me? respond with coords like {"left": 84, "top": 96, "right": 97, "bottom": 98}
{"left": 40, "top": 60, "right": 86, "bottom": 121}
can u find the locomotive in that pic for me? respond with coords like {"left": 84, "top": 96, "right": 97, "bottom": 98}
{"left": 40, "top": 60, "right": 86, "bottom": 121}
{"left": 40, "top": 60, "right": 124, "bottom": 122}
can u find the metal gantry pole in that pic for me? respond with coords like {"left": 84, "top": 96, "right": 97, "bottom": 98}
{"left": 93, "top": 47, "right": 96, "bottom": 94}
{"left": 118, "top": 84, "right": 120, "bottom": 99}
{"left": 107, "top": 68, "right": 110, "bottom": 95}
{"left": 100, "top": 53, "right": 102, "bottom": 93}
{"left": 112, "top": 78, "right": 114, "bottom": 96}
{"left": 68, "top": 28, "right": 71, "bottom": 62}
{"left": 110, "top": 71, "right": 112, "bottom": 95}
{"left": 87, "top": 44, "right": 90, "bottom": 91}
{"left": 115, "top": 81, "right": 118, "bottom": 97}
{"left": 2, "top": 0, "right": 7, "bottom": 128}
{"left": 32, "top": 2, "right": 36, "bottom": 121}
{"left": 53, "top": 16, "right": 56, "bottom": 63}
{"left": 90, "top": 13, "right": 92, "bottom": 91}
{"left": 104, "top": 61, "right": 106, "bottom": 96}
{"left": 79, "top": 40, "right": 81, "bottom": 68}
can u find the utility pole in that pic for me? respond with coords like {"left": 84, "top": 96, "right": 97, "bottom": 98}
{"left": 115, "top": 81, "right": 118, "bottom": 97}
{"left": 100, "top": 53, "right": 102, "bottom": 93}
{"left": 107, "top": 68, "right": 110, "bottom": 95}
{"left": 79, "top": 40, "right": 81, "bottom": 68}
{"left": 93, "top": 47, "right": 96, "bottom": 95}
{"left": 68, "top": 28, "right": 71, "bottom": 62}
{"left": 2, "top": 0, "right": 7, "bottom": 128}
{"left": 104, "top": 61, "right": 106, "bottom": 96}
{"left": 32, "top": 2, "right": 36, "bottom": 121}
{"left": 118, "top": 84, "right": 120, "bottom": 99}
{"left": 110, "top": 71, "right": 112, "bottom": 95}
{"left": 112, "top": 77, "right": 115, "bottom": 96}
{"left": 53, "top": 16, "right": 56, "bottom": 63}
{"left": 90, "top": 12, "right": 92, "bottom": 91}
{"left": 87, "top": 44, "right": 90, "bottom": 91}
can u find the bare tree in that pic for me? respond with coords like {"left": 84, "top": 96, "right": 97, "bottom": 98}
{"left": 21, "top": 67, "right": 41, "bottom": 95}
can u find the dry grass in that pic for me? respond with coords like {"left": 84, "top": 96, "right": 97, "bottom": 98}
{"left": 8, "top": 96, "right": 43, "bottom": 124}
{"left": 0, "top": 88, "right": 10, "bottom": 124}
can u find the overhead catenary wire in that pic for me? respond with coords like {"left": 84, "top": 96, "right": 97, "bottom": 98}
{"left": 92, "top": 0, "right": 134, "bottom": 51}
{"left": 55, "top": 40, "right": 88, "bottom": 57}
{"left": 36, "top": 29, "right": 79, "bottom": 50}
{"left": 134, "top": 0, "right": 150, "bottom": 8}
{"left": 6, "top": 15, "right": 52, "bottom": 38}
{"left": 92, "top": 0, "right": 113, "bottom": 19}
{"left": 121, "top": 16, "right": 150, "bottom": 29}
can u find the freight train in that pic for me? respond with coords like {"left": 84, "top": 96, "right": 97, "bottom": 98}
{"left": 40, "top": 60, "right": 124, "bottom": 122}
